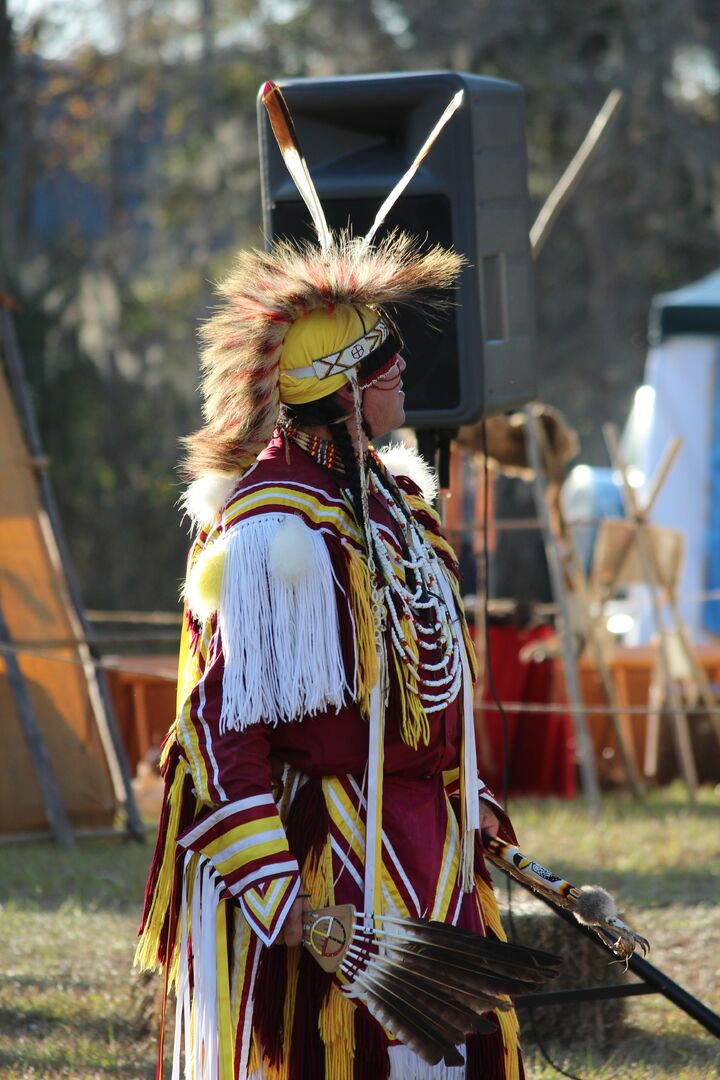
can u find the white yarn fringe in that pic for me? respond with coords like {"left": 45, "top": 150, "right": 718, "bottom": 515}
{"left": 247, "top": 1042, "right": 466, "bottom": 1080}
{"left": 379, "top": 442, "right": 439, "bottom": 503}
{"left": 388, "top": 1044, "right": 466, "bottom": 1080}
{"left": 219, "top": 513, "right": 349, "bottom": 731}
{"left": 173, "top": 856, "right": 223, "bottom": 1080}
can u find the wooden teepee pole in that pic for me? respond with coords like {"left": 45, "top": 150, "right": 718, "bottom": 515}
{"left": 0, "top": 602, "right": 74, "bottom": 846}
{"left": 603, "top": 423, "right": 698, "bottom": 800}
{"left": 524, "top": 406, "right": 601, "bottom": 819}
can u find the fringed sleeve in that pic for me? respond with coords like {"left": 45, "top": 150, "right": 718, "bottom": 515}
{"left": 140, "top": 509, "right": 356, "bottom": 960}
{"left": 443, "top": 766, "right": 517, "bottom": 847}
{"left": 138, "top": 629, "right": 301, "bottom": 961}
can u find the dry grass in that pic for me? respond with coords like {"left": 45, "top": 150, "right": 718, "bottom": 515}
{"left": 515, "top": 784, "right": 720, "bottom": 1079}
{"left": 0, "top": 783, "right": 717, "bottom": 1078}
{"left": 0, "top": 835, "right": 157, "bottom": 1078}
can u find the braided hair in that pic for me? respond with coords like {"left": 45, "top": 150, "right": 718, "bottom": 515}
{"left": 278, "top": 394, "right": 367, "bottom": 540}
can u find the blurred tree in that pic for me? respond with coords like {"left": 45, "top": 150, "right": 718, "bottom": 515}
{"left": 1, "top": 0, "right": 719, "bottom": 610}
{"left": 357, "top": 0, "right": 720, "bottom": 457}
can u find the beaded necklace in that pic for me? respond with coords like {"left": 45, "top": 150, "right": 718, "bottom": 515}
{"left": 288, "top": 428, "right": 342, "bottom": 472}
{"left": 287, "top": 426, "right": 462, "bottom": 719}
{"left": 367, "top": 463, "right": 462, "bottom": 716}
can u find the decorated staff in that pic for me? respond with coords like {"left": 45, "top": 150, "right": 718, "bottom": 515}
{"left": 485, "top": 836, "right": 650, "bottom": 959}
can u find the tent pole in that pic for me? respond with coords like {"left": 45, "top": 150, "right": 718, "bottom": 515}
{"left": 0, "top": 602, "right": 74, "bottom": 847}
{"left": 603, "top": 424, "right": 699, "bottom": 800}
{"left": 524, "top": 406, "right": 602, "bottom": 819}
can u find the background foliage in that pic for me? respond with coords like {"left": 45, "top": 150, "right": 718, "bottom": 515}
{"left": 2, "top": 0, "right": 720, "bottom": 609}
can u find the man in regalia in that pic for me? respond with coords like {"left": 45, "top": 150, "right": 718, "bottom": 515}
{"left": 137, "top": 83, "right": 530, "bottom": 1080}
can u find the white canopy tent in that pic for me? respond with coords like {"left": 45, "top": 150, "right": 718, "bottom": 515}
{"left": 631, "top": 270, "right": 720, "bottom": 642}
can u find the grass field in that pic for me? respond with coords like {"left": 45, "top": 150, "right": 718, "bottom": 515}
{"left": 0, "top": 783, "right": 718, "bottom": 1079}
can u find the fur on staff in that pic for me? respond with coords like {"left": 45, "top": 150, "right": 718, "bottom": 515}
{"left": 182, "top": 231, "right": 464, "bottom": 480}
{"left": 484, "top": 836, "right": 650, "bottom": 958}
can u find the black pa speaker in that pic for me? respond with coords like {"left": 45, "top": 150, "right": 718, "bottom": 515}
{"left": 257, "top": 70, "right": 536, "bottom": 429}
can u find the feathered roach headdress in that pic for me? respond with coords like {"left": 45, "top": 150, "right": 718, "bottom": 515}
{"left": 182, "top": 81, "right": 465, "bottom": 480}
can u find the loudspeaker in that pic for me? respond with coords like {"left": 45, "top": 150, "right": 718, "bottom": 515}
{"left": 257, "top": 70, "right": 536, "bottom": 429}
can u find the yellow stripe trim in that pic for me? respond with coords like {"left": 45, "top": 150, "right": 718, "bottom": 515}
{"left": 324, "top": 778, "right": 366, "bottom": 863}
{"left": 225, "top": 485, "right": 361, "bottom": 540}
{"left": 202, "top": 813, "right": 283, "bottom": 858}
{"left": 243, "top": 882, "right": 291, "bottom": 922}
{"left": 215, "top": 837, "right": 290, "bottom": 878}
{"left": 380, "top": 863, "right": 412, "bottom": 917}
{"left": 431, "top": 804, "right": 458, "bottom": 922}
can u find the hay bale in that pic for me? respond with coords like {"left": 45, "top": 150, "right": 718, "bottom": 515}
{"left": 499, "top": 891, "right": 630, "bottom": 1046}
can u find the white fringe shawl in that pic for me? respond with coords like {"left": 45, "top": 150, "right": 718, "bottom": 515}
{"left": 218, "top": 513, "right": 349, "bottom": 732}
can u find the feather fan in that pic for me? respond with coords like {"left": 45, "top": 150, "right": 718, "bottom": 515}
{"left": 302, "top": 904, "right": 561, "bottom": 1067}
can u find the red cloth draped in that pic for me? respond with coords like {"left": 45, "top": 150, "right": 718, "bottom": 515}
{"left": 477, "top": 623, "right": 576, "bottom": 799}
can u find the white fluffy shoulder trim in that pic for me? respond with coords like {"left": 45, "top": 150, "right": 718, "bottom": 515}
{"left": 219, "top": 513, "right": 349, "bottom": 732}
{"left": 180, "top": 473, "right": 241, "bottom": 526}
{"left": 378, "top": 443, "right": 439, "bottom": 503}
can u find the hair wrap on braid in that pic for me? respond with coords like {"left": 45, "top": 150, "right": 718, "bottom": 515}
{"left": 330, "top": 420, "right": 367, "bottom": 546}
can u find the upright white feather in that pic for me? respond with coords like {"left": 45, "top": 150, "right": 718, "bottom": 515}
{"left": 277, "top": 147, "right": 332, "bottom": 255}
{"left": 360, "top": 90, "right": 465, "bottom": 253}
{"left": 262, "top": 81, "right": 332, "bottom": 254}
{"left": 379, "top": 443, "right": 439, "bottom": 503}
{"left": 219, "top": 513, "right": 349, "bottom": 730}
